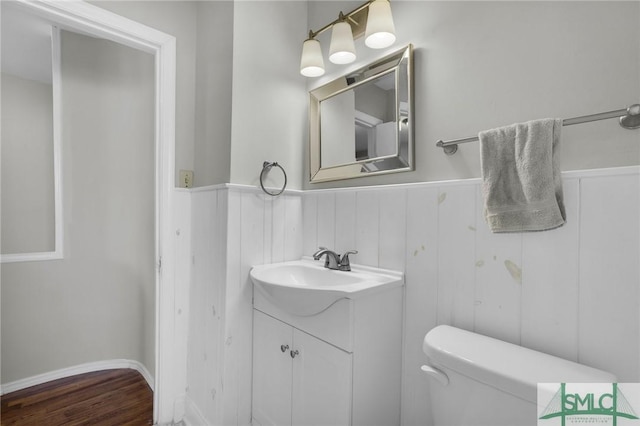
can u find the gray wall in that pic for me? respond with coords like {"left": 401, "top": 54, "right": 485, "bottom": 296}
{"left": 305, "top": 1, "right": 640, "bottom": 189}
{"left": 1, "top": 31, "right": 155, "bottom": 383}
{"left": 92, "top": 0, "right": 306, "bottom": 190}
{"left": 228, "top": 1, "right": 308, "bottom": 190}
{"left": 1, "top": 73, "right": 55, "bottom": 254}
{"left": 92, "top": 0, "right": 236, "bottom": 188}
{"left": 91, "top": 0, "right": 200, "bottom": 187}
{"left": 194, "top": 1, "right": 234, "bottom": 187}
{"left": 77, "top": 1, "right": 640, "bottom": 190}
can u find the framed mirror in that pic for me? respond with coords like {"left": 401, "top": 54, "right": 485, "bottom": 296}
{"left": 309, "top": 44, "right": 413, "bottom": 183}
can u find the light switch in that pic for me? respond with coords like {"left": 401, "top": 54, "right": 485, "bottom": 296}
{"left": 179, "top": 170, "right": 193, "bottom": 188}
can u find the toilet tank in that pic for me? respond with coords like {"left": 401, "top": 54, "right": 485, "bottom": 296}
{"left": 422, "top": 325, "right": 616, "bottom": 426}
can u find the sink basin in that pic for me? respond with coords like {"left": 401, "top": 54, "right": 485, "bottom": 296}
{"left": 250, "top": 258, "right": 403, "bottom": 316}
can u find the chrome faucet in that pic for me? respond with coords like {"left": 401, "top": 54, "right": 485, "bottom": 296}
{"left": 313, "top": 247, "right": 341, "bottom": 269}
{"left": 312, "top": 247, "right": 358, "bottom": 271}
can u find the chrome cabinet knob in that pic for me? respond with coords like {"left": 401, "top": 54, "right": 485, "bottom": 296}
{"left": 280, "top": 344, "right": 289, "bottom": 353}
{"left": 290, "top": 349, "right": 300, "bottom": 359}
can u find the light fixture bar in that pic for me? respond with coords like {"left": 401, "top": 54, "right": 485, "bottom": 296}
{"left": 308, "top": 1, "right": 372, "bottom": 40}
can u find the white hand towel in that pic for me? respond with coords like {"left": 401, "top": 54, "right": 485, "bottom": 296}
{"left": 479, "top": 118, "right": 565, "bottom": 233}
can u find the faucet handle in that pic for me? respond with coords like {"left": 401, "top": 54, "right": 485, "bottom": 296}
{"left": 341, "top": 250, "right": 358, "bottom": 259}
{"left": 340, "top": 250, "right": 358, "bottom": 270}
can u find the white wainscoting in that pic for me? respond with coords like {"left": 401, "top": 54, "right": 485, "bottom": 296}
{"left": 302, "top": 166, "right": 639, "bottom": 426}
{"left": 186, "top": 185, "right": 303, "bottom": 426}
{"left": 184, "top": 167, "right": 638, "bottom": 426}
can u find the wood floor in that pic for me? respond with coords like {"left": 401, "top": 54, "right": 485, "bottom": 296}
{"left": 1, "top": 369, "right": 153, "bottom": 426}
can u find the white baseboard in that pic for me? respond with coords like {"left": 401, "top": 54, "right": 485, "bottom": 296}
{"left": 0, "top": 359, "right": 154, "bottom": 396}
{"left": 183, "top": 395, "right": 209, "bottom": 426}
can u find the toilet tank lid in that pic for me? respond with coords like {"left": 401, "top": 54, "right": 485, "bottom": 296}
{"left": 423, "top": 325, "right": 617, "bottom": 403}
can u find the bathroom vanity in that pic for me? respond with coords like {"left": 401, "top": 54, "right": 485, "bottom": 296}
{"left": 250, "top": 260, "right": 403, "bottom": 426}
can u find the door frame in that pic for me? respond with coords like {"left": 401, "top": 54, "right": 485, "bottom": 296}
{"left": 11, "top": 1, "right": 177, "bottom": 423}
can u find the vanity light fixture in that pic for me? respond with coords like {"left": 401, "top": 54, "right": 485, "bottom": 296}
{"left": 329, "top": 13, "right": 356, "bottom": 65}
{"left": 365, "top": 0, "right": 396, "bottom": 48}
{"left": 300, "top": 34, "right": 325, "bottom": 77}
{"left": 300, "top": 0, "right": 396, "bottom": 77}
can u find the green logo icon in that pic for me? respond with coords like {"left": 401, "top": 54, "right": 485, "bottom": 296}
{"left": 539, "top": 383, "right": 639, "bottom": 425}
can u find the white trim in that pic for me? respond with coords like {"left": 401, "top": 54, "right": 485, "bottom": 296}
{"left": 0, "top": 24, "right": 63, "bottom": 264}
{"left": 225, "top": 183, "right": 304, "bottom": 195}
{"left": 304, "top": 165, "right": 640, "bottom": 193}
{"left": 11, "top": 0, "right": 173, "bottom": 54}
{"left": 187, "top": 183, "right": 304, "bottom": 195}
{"left": 0, "top": 359, "right": 154, "bottom": 396}
{"left": 51, "top": 25, "right": 64, "bottom": 261}
{"left": 11, "top": 2, "right": 177, "bottom": 424}
{"left": 0, "top": 251, "right": 62, "bottom": 263}
{"left": 194, "top": 183, "right": 303, "bottom": 195}
{"left": 188, "top": 184, "right": 227, "bottom": 193}
{"left": 562, "top": 165, "right": 640, "bottom": 179}
{"left": 188, "top": 166, "right": 639, "bottom": 196}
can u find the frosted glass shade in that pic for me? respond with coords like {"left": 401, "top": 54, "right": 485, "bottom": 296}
{"left": 365, "top": 0, "right": 396, "bottom": 49}
{"left": 329, "top": 21, "right": 356, "bottom": 64}
{"left": 300, "top": 38, "right": 325, "bottom": 77}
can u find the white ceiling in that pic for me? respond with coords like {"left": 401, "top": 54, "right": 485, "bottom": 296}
{"left": 1, "top": 3, "right": 54, "bottom": 84}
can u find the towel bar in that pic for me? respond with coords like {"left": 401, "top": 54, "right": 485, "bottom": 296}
{"left": 436, "top": 103, "right": 640, "bottom": 155}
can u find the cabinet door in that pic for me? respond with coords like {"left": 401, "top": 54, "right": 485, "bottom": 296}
{"left": 291, "top": 329, "right": 353, "bottom": 426}
{"left": 253, "top": 311, "right": 293, "bottom": 426}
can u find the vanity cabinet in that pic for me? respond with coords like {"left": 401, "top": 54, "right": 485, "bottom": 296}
{"left": 252, "top": 283, "right": 403, "bottom": 426}
{"left": 253, "top": 310, "right": 352, "bottom": 426}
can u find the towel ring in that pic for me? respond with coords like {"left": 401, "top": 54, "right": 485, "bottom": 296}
{"left": 260, "top": 161, "right": 287, "bottom": 197}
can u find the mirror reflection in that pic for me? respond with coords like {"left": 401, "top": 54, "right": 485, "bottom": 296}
{"left": 310, "top": 44, "right": 413, "bottom": 183}
{"left": 321, "top": 71, "right": 397, "bottom": 167}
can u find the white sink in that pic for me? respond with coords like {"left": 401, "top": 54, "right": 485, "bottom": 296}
{"left": 250, "top": 258, "right": 403, "bottom": 316}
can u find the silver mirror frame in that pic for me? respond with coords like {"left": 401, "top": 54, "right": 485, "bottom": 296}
{"left": 309, "top": 44, "right": 413, "bottom": 183}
